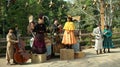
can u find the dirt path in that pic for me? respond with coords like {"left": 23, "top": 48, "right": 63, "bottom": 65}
{"left": 0, "top": 48, "right": 120, "bottom": 67}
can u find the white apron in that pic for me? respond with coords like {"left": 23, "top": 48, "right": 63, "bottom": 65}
{"left": 93, "top": 27, "right": 103, "bottom": 50}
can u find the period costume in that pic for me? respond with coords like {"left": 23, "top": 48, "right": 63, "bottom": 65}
{"left": 45, "top": 37, "right": 52, "bottom": 59}
{"left": 52, "top": 23, "right": 61, "bottom": 45}
{"left": 52, "top": 23, "right": 64, "bottom": 54}
{"left": 62, "top": 21, "right": 77, "bottom": 45}
{"left": 27, "top": 21, "right": 35, "bottom": 35}
{"left": 72, "top": 40, "right": 80, "bottom": 53}
{"left": 103, "top": 29, "right": 113, "bottom": 48}
{"left": 52, "top": 23, "right": 60, "bottom": 35}
{"left": 28, "top": 22, "right": 35, "bottom": 47}
{"left": 27, "top": 15, "right": 36, "bottom": 48}
{"left": 6, "top": 32, "right": 17, "bottom": 60}
{"left": 32, "top": 23, "right": 47, "bottom": 54}
{"left": 93, "top": 27, "right": 103, "bottom": 50}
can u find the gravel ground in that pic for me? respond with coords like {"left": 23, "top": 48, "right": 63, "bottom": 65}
{"left": 0, "top": 48, "right": 120, "bottom": 67}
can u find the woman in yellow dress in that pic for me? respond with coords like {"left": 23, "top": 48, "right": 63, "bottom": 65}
{"left": 62, "top": 17, "right": 77, "bottom": 48}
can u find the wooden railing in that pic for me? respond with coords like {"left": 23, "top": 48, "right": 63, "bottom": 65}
{"left": 0, "top": 37, "right": 31, "bottom": 56}
{"left": 0, "top": 32, "right": 120, "bottom": 56}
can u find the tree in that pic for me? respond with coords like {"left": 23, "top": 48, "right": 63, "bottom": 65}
{"left": 0, "top": 0, "right": 67, "bottom": 36}
{"left": 112, "top": 1, "right": 120, "bottom": 28}
{"left": 67, "top": 0, "right": 96, "bottom": 32}
{"left": 67, "top": 0, "right": 120, "bottom": 32}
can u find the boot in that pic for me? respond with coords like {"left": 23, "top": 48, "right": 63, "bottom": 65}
{"left": 69, "top": 45, "right": 72, "bottom": 49}
{"left": 100, "top": 49, "right": 102, "bottom": 54}
{"left": 108, "top": 48, "right": 110, "bottom": 53}
{"left": 96, "top": 50, "right": 98, "bottom": 55}
{"left": 66, "top": 45, "right": 69, "bottom": 49}
{"left": 7, "top": 59, "right": 10, "bottom": 65}
{"left": 47, "top": 55, "right": 51, "bottom": 60}
{"left": 103, "top": 48, "right": 106, "bottom": 53}
{"left": 13, "top": 59, "right": 18, "bottom": 64}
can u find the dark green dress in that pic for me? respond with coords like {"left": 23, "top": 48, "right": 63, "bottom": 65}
{"left": 103, "top": 29, "right": 113, "bottom": 48}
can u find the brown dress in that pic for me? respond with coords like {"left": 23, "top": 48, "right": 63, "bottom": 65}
{"left": 6, "top": 33, "right": 17, "bottom": 60}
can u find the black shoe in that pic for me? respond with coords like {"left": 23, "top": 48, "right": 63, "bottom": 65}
{"left": 96, "top": 50, "right": 99, "bottom": 55}
{"left": 100, "top": 49, "right": 102, "bottom": 54}
{"left": 108, "top": 48, "right": 110, "bottom": 53}
{"left": 13, "top": 60, "right": 18, "bottom": 64}
{"left": 103, "top": 51, "right": 106, "bottom": 53}
{"left": 108, "top": 51, "right": 111, "bottom": 53}
{"left": 47, "top": 55, "right": 51, "bottom": 60}
{"left": 103, "top": 50, "right": 106, "bottom": 53}
{"left": 103, "top": 49, "right": 106, "bottom": 53}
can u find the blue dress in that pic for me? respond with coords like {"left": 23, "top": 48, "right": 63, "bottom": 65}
{"left": 103, "top": 29, "right": 113, "bottom": 48}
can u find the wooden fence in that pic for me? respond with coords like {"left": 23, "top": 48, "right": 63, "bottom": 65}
{"left": 0, "top": 32, "right": 120, "bottom": 56}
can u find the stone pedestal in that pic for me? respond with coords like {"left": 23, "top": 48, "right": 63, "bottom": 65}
{"left": 31, "top": 54, "right": 46, "bottom": 63}
{"left": 60, "top": 49, "right": 74, "bottom": 60}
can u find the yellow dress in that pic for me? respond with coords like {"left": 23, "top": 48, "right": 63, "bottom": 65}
{"left": 62, "top": 22, "right": 77, "bottom": 45}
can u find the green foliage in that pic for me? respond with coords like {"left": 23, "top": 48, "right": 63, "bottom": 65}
{"left": 66, "top": 0, "right": 120, "bottom": 46}
{"left": 0, "top": 0, "right": 67, "bottom": 36}
{"left": 0, "top": 0, "right": 120, "bottom": 37}
{"left": 67, "top": 0, "right": 120, "bottom": 33}
{"left": 67, "top": 0, "right": 97, "bottom": 32}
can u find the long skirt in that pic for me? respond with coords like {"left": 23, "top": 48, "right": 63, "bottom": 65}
{"left": 62, "top": 30, "right": 77, "bottom": 45}
{"left": 6, "top": 44, "right": 14, "bottom": 60}
{"left": 95, "top": 39, "right": 103, "bottom": 50}
{"left": 32, "top": 33, "right": 46, "bottom": 54}
{"left": 103, "top": 37, "right": 113, "bottom": 48}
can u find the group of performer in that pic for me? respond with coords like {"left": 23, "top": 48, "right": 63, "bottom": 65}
{"left": 92, "top": 23, "right": 113, "bottom": 55}
{"left": 5, "top": 13, "right": 79, "bottom": 65}
{"left": 5, "top": 13, "right": 113, "bottom": 65}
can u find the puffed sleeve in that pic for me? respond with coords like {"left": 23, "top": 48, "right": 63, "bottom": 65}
{"left": 104, "top": 30, "right": 112, "bottom": 38}
{"left": 92, "top": 28, "right": 96, "bottom": 36}
{"left": 6, "top": 34, "right": 17, "bottom": 43}
{"left": 63, "top": 22, "right": 75, "bottom": 30}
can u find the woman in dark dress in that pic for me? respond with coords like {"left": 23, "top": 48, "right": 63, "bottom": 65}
{"left": 32, "top": 14, "right": 47, "bottom": 54}
{"left": 103, "top": 25, "right": 113, "bottom": 53}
